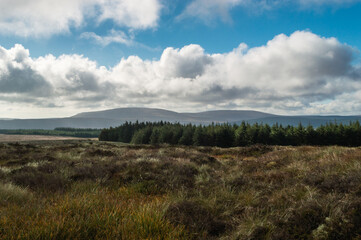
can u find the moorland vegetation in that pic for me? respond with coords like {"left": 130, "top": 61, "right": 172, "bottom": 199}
{"left": 0, "top": 141, "right": 360, "bottom": 239}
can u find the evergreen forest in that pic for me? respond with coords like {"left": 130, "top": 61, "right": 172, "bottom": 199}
{"left": 99, "top": 121, "right": 361, "bottom": 147}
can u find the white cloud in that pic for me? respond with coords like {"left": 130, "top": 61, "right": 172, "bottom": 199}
{"left": 178, "top": 0, "right": 247, "bottom": 23}
{"left": 97, "top": 0, "right": 162, "bottom": 29}
{"left": 0, "top": 0, "right": 162, "bottom": 37}
{"left": 0, "top": 31, "right": 360, "bottom": 118}
{"left": 158, "top": 44, "right": 213, "bottom": 79}
{"left": 0, "top": 44, "right": 52, "bottom": 95}
{"left": 80, "top": 30, "right": 134, "bottom": 46}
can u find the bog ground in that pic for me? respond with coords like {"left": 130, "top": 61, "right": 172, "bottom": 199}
{"left": 0, "top": 140, "right": 360, "bottom": 239}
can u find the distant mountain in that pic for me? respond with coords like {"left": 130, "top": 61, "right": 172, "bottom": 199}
{"left": 0, "top": 118, "right": 122, "bottom": 130}
{"left": 72, "top": 108, "right": 274, "bottom": 124}
{"left": 72, "top": 108, "right": 196, "bottom": 123}
{"left": 185, "top": 110, "right": 275, "bottom": 122}
{"left": 0, "top": 107, "right": 360, "bottom": 129}
{"left": 243, "top": 115, "right": 361, "bottom": 128}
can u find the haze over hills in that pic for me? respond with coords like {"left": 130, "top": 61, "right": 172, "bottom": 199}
{"left": 73, "top": 108, "right": 197, "bottom": 123}
{"left": 0, "top": 107, "right": 361, "bottom": 129}
{"left": 72, "top": 108, "right": 275, "bottom": 123}
{"left": 245, "top": 115, "right": 361, "bottom": 127}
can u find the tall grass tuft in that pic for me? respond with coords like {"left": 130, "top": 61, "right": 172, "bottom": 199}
{"left": 0, "top": 182, "right": 32, "bottom": 206}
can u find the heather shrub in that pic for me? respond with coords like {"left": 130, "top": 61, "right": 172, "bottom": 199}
{"left": 10, "top": 166, "right": 69, "bottom": 192}
{"left": 70, "top": 161, "right": 121, "bottom": 181}
{"left": 119, "top": 160, "right": 199, "bottom": 192}
{"left": 165, "top": 200, "right": 227, "bottom": 238}
{"left": 85, "top": 148, "right": 116, "bottom": 157}
{"left": 273, "top": 202, "right": 326, "bottom": 239}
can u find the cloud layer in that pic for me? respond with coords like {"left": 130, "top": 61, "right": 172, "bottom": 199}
{"left": 0, "top": 31, "right": 360, "bottom": 117}
{"left": 0, "top": 0, "right": 162, "bottom": 37}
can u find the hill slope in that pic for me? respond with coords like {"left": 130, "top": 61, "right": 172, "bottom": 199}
{"left": 72, "top": 107, "right": 274, "bottom": 123}
{"left": 0, "top": 107, "right": 360, "bottom": 129}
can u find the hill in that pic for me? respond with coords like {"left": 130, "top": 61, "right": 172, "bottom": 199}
{"left": 0, "top": 107, "right": 360, "bottom": 129}
{"left": 0, "top": 118, "right": 122, "bottom": 130}
{"left": 72, "top": 107, "right": 275, "bottom": 123}
{"left": 244, "top": 115, "right": 361, "bottom": 127}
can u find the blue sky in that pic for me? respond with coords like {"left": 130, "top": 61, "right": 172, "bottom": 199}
{"left": 0, "top": 0, "right": 361, "bottom": 118}
{"left": 3, "top": 0, "right": 361, "bottom": 66}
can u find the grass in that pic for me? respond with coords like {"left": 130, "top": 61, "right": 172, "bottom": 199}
{"left": 0, "top": 141, "right": 360, "bottom": 239}
{"left": 1, "top": 183, "right": 187, "bottom": 239}
{"left": 0, "top": 182, "right": 32, "bottom": 206}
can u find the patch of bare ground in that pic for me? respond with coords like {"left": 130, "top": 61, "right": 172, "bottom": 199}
{"left": 0, "top": 134, "right": 96, "bottom": 142}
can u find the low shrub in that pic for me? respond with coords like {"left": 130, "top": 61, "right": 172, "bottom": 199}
{"left": 273, "top": 202, "right": 325, "bottom": 239}
{"left": 120, "top": 161, "right": 199, "bottom": 192}
{"left": 70, "top": 161, "right": 121, "bottom": 182}
{"left": 37, "top": 160, "right": 68, "bottom": 174}
{"left": 239, "top": 145, "right": 274, "bottom": 157}
{"left": 323, "top": 199, "right": 361, "bottom": 239}
{"left": 305, "top": 172, "right": 361, "bottom": 193}
{"left": 228, "top": 174, "right": 248, "bottom": 191}
{"left": 248, "top": 226, "right": 270, "bottom": 240}
{"left": 189, "top": 154, "right": 218, "bottom": 165}
{"left": 10, "top": 166, "right": 69, "bottom": 192}
{"left": 165, "top": 200, "right": 227, "bottom": 238}
{"left": 0, "top": 169, "right": 5, "bottom": 180}
{"left": 85, "top": 149, "right": 116, "bottom": 157}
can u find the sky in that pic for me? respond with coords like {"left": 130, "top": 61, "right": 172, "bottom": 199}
{"left": 1, "top": 0, "right": 361, "bottom": 118}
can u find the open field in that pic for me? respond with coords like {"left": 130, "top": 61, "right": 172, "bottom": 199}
{"left": 0, "top": 134, "right": 97, "bottom": 142}
{"left": 0, "top": 141, "right": 360, "bottom": 239}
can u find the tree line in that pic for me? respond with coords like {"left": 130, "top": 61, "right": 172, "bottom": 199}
{"left": 98, "top": 121, "right": 361, "bottom": 147}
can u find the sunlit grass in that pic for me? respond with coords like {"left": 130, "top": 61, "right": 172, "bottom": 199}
{"left": 0, "top": 141, "right": 360, "bottom": 239}
{"left": 0, "top": 182, "right": 32, "bottom": 206}
{"left": 0, "top": 183, "right": 187, "bottom": 240}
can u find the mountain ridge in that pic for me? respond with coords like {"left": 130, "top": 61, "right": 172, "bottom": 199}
{"left": 72, "top": 107, "right": 275, "bottom": 123}
{"left": 1, "top": 107, "right": 360, "bottom": 130}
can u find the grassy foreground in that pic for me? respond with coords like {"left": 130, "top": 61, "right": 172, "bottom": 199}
{"left": 0, "top": 141, "right": 360, "bottom": 239}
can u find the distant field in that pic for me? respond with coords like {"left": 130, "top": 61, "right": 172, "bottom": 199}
{"left": 0, "top": 142, "right": 360, "bottom": 239}
{"left": 0, "top": 134, "right": 95, "bottom": 142}
{"left": 0, "top": 128, "right": 101, "bottom": 139}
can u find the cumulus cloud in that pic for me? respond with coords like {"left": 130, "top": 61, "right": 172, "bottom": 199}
{"left": 158, "top": 44, "right": 213, "bottom": 79}
{"left": 0, "top": 44, "right": 52, "bottom": 96}
{"left": 34, "top": 53, "right": 114, "bottom": 103}
{"left": 0, "top": 31, "right": 360, "bottom": 117}
{"left": 0, "top": 0, "right": 162, "bottom": 37}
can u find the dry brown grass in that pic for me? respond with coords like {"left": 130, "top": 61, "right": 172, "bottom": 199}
{"left": 0, "top": 141, "right": 360, "bottom": 239}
